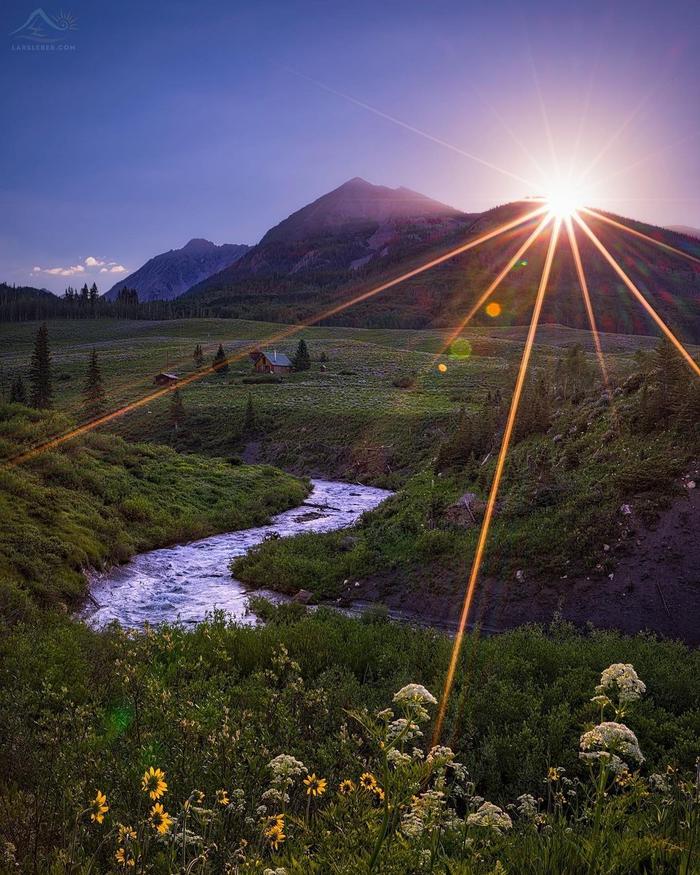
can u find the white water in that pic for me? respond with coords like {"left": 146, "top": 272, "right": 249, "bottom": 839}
{"left": 82, "top": 479, "right": 392, "bottom": 630}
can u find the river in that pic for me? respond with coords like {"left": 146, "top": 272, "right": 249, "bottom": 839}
{"left": 81, "top": 479, "right": 392, "bottom": 630}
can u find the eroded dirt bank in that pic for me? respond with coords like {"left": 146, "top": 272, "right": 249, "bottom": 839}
{"left": 339, "top": 482, "right": 700, "bottom": 645}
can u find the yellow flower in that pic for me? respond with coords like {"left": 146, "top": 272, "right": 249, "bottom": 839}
{"left": 117, "top": 824, "right": 136, "bottom": 843}
{"left": 359, "top": 772, "right": 377, "bottom": 791}
{"left": 304, "top": 773, "right": 327, "bottom": 797}
{"left": 115, "top": 847, "right": 135, "bottom": 868}
{"left": 216, "top": 788, "right": 230, "bottom": 806}
{"left": 547, "top": 767, "right": 562, "bottom": 783}
{"left": 89, "top": 790, "right": 108, "bottom": 824}
{"left": 339, "top": 779, "right": 356, "bottom": 795}
{"left": 373, "top": 786, "right": 385, "bottom": 803}
{"left": 142, "top": 767, "right": 167, "bottom": 800}
{"left": 150, "top": 803, "right": 173, "bottom": 835}
{"left": 264, "top": 814, "right": 286, "bottom": 849}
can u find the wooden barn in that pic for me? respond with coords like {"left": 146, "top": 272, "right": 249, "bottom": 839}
{"left": 154, "top": 372, "right": 179, "bottom": 386}
{"left": 249, "top": 349, "right": 293, "bottom": 374}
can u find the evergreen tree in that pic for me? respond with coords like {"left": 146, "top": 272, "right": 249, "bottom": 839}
{"left": 193, "top": 343, "right": 204, "bottom": 369}
{"left": 10, "top": 374, "right": 26, "bottom": 404}
{"left": 293, "top": 338, "right": 311, "bottom": 371}
{"left": 244, "top": 392, "right": 256, "bottom": 432}
{"left": 212, "top": 343, "right": 229, "bottom": 374}
{"left": 169, "top": 388, "right": 186, "bottom": 432}
{"left": 89, "top": 282, "right": 99, "bottom": 310}
{"left": 82, "top": 348, "right": 106, "bottom": 418}
{"left": 29, "top": 322, "right": 53, "bottom": 409}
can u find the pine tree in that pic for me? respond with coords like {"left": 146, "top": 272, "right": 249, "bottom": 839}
{"left": 193, "top": 343, "right": 204, "bottom": 369}
{"left": 29, "top": 322, "right": 53, "bottom": 409}
{"left": 169, "top": 388, "right": 186, "bottom": 432}
{"left": 244, "top": 392, "right": 256, "bottom": 432}
{"left": 89, "top": 282, "right": 99, "bottom": 306}
{"left": 293, "top": 338, "right": 311, "bottom": 371}
{"left": 10, "top": 374, "right": 26, "bottom": 404}
{"left": 82, "top": 348, "right": 106, "bottom": 418}
{"left": 212, "top": 343, "right": 229, "bottom": 374}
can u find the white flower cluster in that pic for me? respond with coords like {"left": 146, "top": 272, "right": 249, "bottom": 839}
{"left": 516, "top": 793, "right": 540, "bottom": 819}
{"left": 579, "top": 721, "right": 644, "bottom": 773}
{"left": 393, "top": 684, "right": 438, "bottom": 706}
{"left": 387, "top": 748, "right": 412, "bottom": 768}
{"left": 393, "top": 684, "right": 437, "bottom": 722}
{"left": 268, "top": 754, "right": 307, "bottom": 791}
{"left": 401, "top": 790, "right": 447, "bottom": 838}
{"left": 427, "top": 745, "right": 456, "bottom": 766}
{"left": 263, "top": 868, "right": 288, "bottom": 875}
{"left": 595, "top": 663, "right": 646, "bottom": 707}
{"left": 387, "top": 717, "right": 423, "bottom": 742}
{"left": 466, "top": 801, "right": 513, "bottom": 833}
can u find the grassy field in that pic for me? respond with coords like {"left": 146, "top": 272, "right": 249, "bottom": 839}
{"left": 1, "top": 605, "right": 698, "bottom": 872}
{"left": 0, "top": 318, "right": 661, "bottom": 484}
{"left": 0, "top": 406, "right": 307, "bottom": 620}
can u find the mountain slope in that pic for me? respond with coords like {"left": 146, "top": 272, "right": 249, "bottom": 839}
{"left": 178, "top": 187, "right": 700, "bottom": 339}
{"left": 182, "top": 178, "right": 478, "bottom": 304}
{"left": 104, "top": 239, "right": 249, "bottom": 302}
{"left": 668, "top": 225, "right": 700, "bottom": 239}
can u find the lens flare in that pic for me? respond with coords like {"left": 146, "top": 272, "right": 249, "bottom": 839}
{"left": 485, "top": 302, "right": 502, "bottom": 318}
{"left": 438, "top": 363, "right": 448, "bottom": 373}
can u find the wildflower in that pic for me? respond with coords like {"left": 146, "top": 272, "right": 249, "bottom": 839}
{"left": 595, "top": 664, "right": 646, "bottom": 708}
{"left": 466, "top": 801, "right": 513, "bottom": 833}
{"left": 580, "top": 721, "right": 644, "bottom": 772}
{"left": 216, "top": 789, "right": 230, "bottom": 806}
{"left": 393, "top": 684, "right": 438, "bottom": 707}
{"left": 149, "top": 803, "right": 173, "bottom": 835}
{"left": 516, "top": 793, "right": 539, "bottom": 819}
{"left": 117, "top": 824, "right": 137, "bottom": 842}
{"left": 427, "top": 745, "right": 456, "bottom": 766}
{"left": 304, "top": 773, "right": 327, "bottom": 796}
{"left": 359, "top": 772, "right": 377, "bottom": 791}
{"left": 338, "top": 779, "right": 356, "bottom": 795}
{"left": 142, "top": 767, "right": 167, "bottom": 800}
{"left": 115, "top": 847, "right": 135, "bottom": 868}
{"left": 387, "top": 748, "right": 412, "bottom": 768}
{"left": 264, "top": 814, "right": 286, "bottom": 850}
{"left": 268, "top": 754, "right": 306, "bottom": 789}
{"left": 373, "top": 786, "right": 385, "bottom": 803}
{"left": 89, "top": 790, "right": 109, "bottom": 824}
{"left": 387, "top": 717, "right": 422, "bottom": 742}
{"left": 547, "top": 767, "right": 563, "bottom": 783}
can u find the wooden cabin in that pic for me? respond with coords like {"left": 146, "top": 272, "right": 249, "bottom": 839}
{"left": 154, "top": 372, "right": 179, "bottom": 386}
{"left": 249, "top": 349, "right": 293, "bottom": 374}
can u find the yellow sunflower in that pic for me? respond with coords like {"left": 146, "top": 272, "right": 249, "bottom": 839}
{"left": 338, "top": 779, "right": 356, "bottom": 795}
{"left": 303, "top": 773, "right": 327, "bottom": 797}
{"left": 89, "top": 790, "right": 109, "bottom": 824}
{"left": 359, "top": 772, "right": 377, "bottom": 791}
{"left": 150, "top": 802, "right": 173, "bottom": 835}
{"left": 117, "top": 823, "right": 136, "bottom": 842}
{"left": 114, "top": 847, "right": 135, "bottom": 868}
{"left": 142, "top": 767, "right": 167, "bottom": 800}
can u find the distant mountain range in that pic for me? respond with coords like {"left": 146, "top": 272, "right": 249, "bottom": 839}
{"left": 103, "top": 238, "right": 249, "bottom": 302}
{"left": 5, "top": 178, "right": 700, "bottom": 340}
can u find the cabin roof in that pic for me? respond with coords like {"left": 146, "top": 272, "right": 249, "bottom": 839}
{"left": 260, "top": 350, "right": 292, "bottom": 366}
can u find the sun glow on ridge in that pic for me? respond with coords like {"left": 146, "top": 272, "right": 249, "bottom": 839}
{"left": 545, "top": 179, "right": 583, "bottom": 218}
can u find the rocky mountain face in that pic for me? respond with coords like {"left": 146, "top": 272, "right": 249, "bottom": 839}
{"left": 104, "top": 239, "right": 249, "bottom": 302}
{"left": 181, "top": 178, "right": 478, "bottom": 305}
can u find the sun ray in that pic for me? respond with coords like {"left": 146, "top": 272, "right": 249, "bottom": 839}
{"left": 581, "top": 207, "right": 700, "bottom": 267}
{"left": 564, "top": 216, "right": 611, "bottom": 390}
{"left": 5, "top": 207, "right": 548, "bottom": 467}
{"left": 432, "top": 218, "right": 562, "bottom": 744}
{"left": 432, "top": 212, "right": 552, "bottom": 363}
{"left": 287, "top": 68, "right": 541, "bottom": 192}
{"left": 574, "top": 214, "right": 700, "bottom": 378}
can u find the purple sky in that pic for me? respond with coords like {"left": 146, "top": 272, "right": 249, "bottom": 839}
{"left": 1, "top": 0, "right": 699, "bottom": 292}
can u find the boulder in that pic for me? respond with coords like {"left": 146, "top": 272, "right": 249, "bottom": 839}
{"left": 292, "top": 589, "right": 314, "bottom": 605}
{"left": 444, "top": 492, "right": 488, "bottom": 528}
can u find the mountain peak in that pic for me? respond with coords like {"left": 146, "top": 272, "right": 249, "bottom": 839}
{"left": 182, "top": 237, "right": 215, "bottom": 252}
{"left": 261, "top": 178, "right": 465, "bottom": 245}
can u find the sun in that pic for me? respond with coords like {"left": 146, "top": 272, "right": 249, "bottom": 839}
{"left": 545, "top": 180, "right": 582, "bottom": 219}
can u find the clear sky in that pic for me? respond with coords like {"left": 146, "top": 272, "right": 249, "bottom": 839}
{"left": 1, "top": 0, "right": 699, "bottom": 292}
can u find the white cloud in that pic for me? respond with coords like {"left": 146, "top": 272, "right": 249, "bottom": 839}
{"left": 44, "top": 264, "right": 86, "bottom": 276}
{"left": 32, "top": 256, "right": 128, "bottom": 278}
